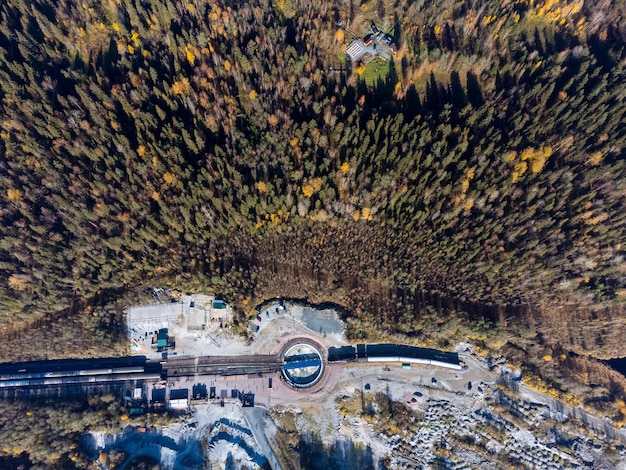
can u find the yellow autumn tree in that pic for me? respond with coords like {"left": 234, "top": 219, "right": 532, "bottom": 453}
{"left": 361, "top": 207, "right": 373, "bottom": 220}
{"left": 185, "top": 45, "right": 195, "bottom": 65}
{"left": 8, "top": 274, "right": 29, "bottom": 291}
{"left": 171, "top": 77, "right": 190, "bottom": 95}
{"left": 302, "top": 177, "right": 323, "bottom": 197}
{"left": 7, "top": 188, "right": 22, "bottom": 201}
{"left": 588, "top": 151, "right": 603, "bottom": 165}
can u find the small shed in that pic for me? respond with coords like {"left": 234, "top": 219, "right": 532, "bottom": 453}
{"left": 213, "top": 300, "right": 227, "bottom": 309}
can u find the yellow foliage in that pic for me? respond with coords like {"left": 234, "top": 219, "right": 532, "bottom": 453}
{"left": 510, "top": 146, "right": 551, "bottom": 180}
{"left": 587, "top": 212, "right": 608, "bottom": 225}
{"left": 340, "top": 162, "right": 350, "bottom": 172}
{"left": 511, "top": 161, "right": 527, "bottom": 183}
{"left": 127, "top": 44, "right": 134, "bottom": 54}
{"left": 120, "top": 414, "right": 128, "bottom": 421}
{"left": 256, "top": 181, "right": 267, "bottom": 192}
{"left": 171, "top": 77, "right": 190, "bottom": 95}
{"left": 466, "top": 167, "right": 475, "bottom": 180}
{"left": 353, "top": 210, "right": 360, "bottom": 221}
{"left": 290, "top": 137, "right": 299, "bottom": 147}
{"left": 461, "top": 179, "right": 470, "bottom": 194}
{"left": 361, "top": 207, "right": 373, "bottom": 220}
{"left": 249, "top": 90, "right": 258, "bottom": 100}
{"left": 112, "top": 22, "right": 120, "bottom": 32}
{"left": 358, "top": 95, "right": 365, "bottom": 106}
{"left": 224, "top": 59, "right": 231, "bottom": 71}
{"left": 185, "top": 46, "right": 195, "bottom": 66}
{"left": 356, "top": 64, "right": 366, "bottom": 75}
{"left": 151, "top": 191, "right": 160, "bottom": 201}
{"left": 543, "top": 354, "right": 553, "bottom": 361}
{"left": 434, "top": 25, "right": 442, "bottom": 39}
{"left": 505, "top": 150, "right": 517, "bottom": 162}
{"left": 302, "top": 177, "right": 323, "bottom": 198}
{"left": 588, "top": 151, "right": 603, "bottom": 165}
{"left": 268, "top": 114, "right": 279, "bottom": 126}
{"left": 8, "top": 274, "right": 28, "bottom": 291}
{"left": 335, "top": 29, "right": 345, "bottom": 43}
{"left": 163, "top": 172, "right": 175, "bottom": 184}
{"left": 394, "top": 81, "right": 403, "bottom": 96}
{"left": 463, "top": 197, "right": 474, "bottom": 211}
{"left": 137, "top": 145, "right": 146, "bottom": 157}
{"left": 6, "top": 188, "right": 22, "bottom": 201}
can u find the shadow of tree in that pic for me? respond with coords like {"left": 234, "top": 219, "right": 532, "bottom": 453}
{"left": 299, "top": 433, "right": 376, "bottom": 470}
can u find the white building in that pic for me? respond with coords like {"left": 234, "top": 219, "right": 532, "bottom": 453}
{"left": 346, "top": 40, "right": 366, "bottom": 61}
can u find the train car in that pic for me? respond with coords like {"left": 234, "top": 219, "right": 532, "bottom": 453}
{"left": 361, "top": 344, "right": 461, "bottom": 369}
{"left": 328, "top": 346, "right": 357, "bottom": 362}
{"left": 0, "top": 379, "right": 30, "bottom": 388}
{"left": 0, "top": 372, "right": 46, "bottom": 381}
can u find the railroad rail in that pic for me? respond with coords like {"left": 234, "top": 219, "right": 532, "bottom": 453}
{"left": 164, "top": 355, "right": 281, "bottom": 378}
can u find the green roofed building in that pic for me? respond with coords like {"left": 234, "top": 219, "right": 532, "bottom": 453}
{"left": 157, "top": 328, "right": 168, "bottom": 348}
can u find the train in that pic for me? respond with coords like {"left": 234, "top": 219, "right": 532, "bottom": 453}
{"left": 0, "top": 356, "right": 163, "bottom": 389}
{"left": 0, "top": 366, "right": 147, "bottom": 382}
{"left": 0, "top": 372, "right": 162, "bottom": 388}
{"left": 328, "top": 344, "right": 462, "bottom": 370}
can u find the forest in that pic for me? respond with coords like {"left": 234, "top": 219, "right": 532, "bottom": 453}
{"left": 1, "top": 0, "right": 626, "bottom": 463}
{"left": 1, "top": 0, "right": 626, "bottom": 355}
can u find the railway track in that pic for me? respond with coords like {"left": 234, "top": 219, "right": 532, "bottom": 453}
{"left": 163, "top": 355, "right": 281, "bottom": 378}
